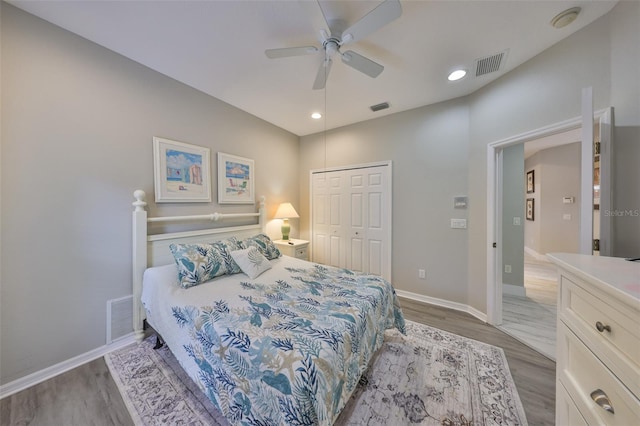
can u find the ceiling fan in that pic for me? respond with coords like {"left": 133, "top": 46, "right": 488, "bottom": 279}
{"left": 265, "top": 0, "right": 402, "bottom": 90}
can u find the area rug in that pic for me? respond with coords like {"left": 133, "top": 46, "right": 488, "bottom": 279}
{"left": 105, "top": 320, "right": 527, "bottom": 425}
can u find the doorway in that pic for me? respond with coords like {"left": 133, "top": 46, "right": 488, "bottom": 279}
{"left": 486, "top": 107, "right": 613, "bottom": 358}
{"left": 498, "top": 131, "right": 581, "bottom": 360}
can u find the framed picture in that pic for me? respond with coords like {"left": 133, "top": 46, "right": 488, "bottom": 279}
{"left": 217, "top": 152, "right": 255, "bottom": 204}
{"left": 526, "top": 170, "right": 535, "bottom": 194}
{"left": 153, "top": 137, "right": 211, "bottom": 203}
{"left": 526, "top": 198, "right": 535, "bottom": 221}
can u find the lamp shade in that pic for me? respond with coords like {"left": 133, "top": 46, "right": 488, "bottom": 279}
{"left": 274, "top": 203, "right": 299, "bottom": 219}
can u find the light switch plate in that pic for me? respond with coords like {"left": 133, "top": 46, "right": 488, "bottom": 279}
{"left": 454, "top": 196, "right": 468, "bottom": 209}
{"left": 451, "top": 219, "right": 467, "bottom": 229}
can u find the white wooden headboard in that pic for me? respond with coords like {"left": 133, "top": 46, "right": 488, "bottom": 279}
{"left": 131, "top": 189, "right": 266, "bottom": 340}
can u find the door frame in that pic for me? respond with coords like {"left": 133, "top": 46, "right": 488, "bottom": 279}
{"left": 309, "top": 160, "right": 393, "bottom": 280}
{"left": 486, "top": 107, "right": 611, "bottom": 325}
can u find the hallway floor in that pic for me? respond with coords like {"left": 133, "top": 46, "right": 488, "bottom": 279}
{"left": 498, "top": 253, "right": 558, "bottom": 360}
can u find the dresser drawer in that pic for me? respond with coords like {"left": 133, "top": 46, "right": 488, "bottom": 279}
{"left": 558, "top": 323, "right": 640, "bottom": 425}
{"left": 560, "top": 274, "right": 640, "bottom": 397}
{"left": 556, "top": 381, "right": 588, "bottom": 426}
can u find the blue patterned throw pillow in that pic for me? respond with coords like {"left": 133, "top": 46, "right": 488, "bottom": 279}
{"left": 169, "top": 243, "right": 230, "bottom": 288}
{"left": 240, "top": 233, "right": 281, "bottom": 260}
{"left": 210, "top": 237, "right": 243, "bottom": 275}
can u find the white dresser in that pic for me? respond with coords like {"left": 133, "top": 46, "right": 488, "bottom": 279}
{"left": 548, "top": 253, "right": 640, "bottom": 425}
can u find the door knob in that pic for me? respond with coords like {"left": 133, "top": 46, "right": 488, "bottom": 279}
{"left": 595, "top": 321, "right": 611, "bottom": 333}
{"left": 590, "top": 389, "right": 615, "bottom": 414}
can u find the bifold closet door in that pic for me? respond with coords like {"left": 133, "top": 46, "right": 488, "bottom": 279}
{"left": 311, "top": 163, "right": 391, "bottom": 280}
{"left": 311, "top": 170, "right": 346, "bottom": 268}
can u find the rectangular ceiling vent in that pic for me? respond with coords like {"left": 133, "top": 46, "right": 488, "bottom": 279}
{"left": 475, "top": 50, "right": 508, "bottom": 77}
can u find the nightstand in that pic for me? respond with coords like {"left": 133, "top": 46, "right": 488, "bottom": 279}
{"left": 273, "top": 239, "right": 309, "bottom": 260}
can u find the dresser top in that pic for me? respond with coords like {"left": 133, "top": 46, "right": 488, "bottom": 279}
{"left": 548, "top": 253, "right": 640, "bottom": 304}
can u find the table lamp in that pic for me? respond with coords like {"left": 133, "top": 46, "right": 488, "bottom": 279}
{"left": 274, "top": 202, "right": 299, "bottom": 240}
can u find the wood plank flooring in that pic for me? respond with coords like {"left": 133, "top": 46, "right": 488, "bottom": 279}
{"left": 499, "top": 254, "right": 558, "bottom": 360}
{"left": 1, "top": 299, "right": 555, "bottom": 426}
{"left": 0, "top": 358, "right": 134, "bottom": 426}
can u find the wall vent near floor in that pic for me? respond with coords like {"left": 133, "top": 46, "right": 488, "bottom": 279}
{"left": 107, "top": 295, "right": 133, "bottom": 344}
{"left": 475, "top": 50, "right": 508, "bottom": 77}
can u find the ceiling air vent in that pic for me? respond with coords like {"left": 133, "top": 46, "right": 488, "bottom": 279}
{"left": 370, "top": 102, "right": 390, "bottom": 112}
{"left": 475, "top": 50, "right": 508, "bottom": 77}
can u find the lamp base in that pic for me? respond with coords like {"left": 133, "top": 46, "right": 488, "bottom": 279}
{"left": 281, "top": 219, "right": 291, "bottom": 241}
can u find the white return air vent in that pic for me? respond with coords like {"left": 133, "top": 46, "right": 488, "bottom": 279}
{"left": 107, "top": 295, "right": 133, "bottom": 344}
{"left": 475, "top": 50, "right": 508, "bottom": 77}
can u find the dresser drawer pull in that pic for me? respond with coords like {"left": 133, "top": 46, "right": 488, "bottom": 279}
{"left": 590, "top": 389, "right": 615, "bottom": 414}
{"left": 595, "top": 321, "right": 611, "bottom": 333}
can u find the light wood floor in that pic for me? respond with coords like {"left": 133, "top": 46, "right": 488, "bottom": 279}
{"left": 499, "top": 254, "right": 558, "bottom": 360}
{"left": 1, "top": 299, "right": 555, "bottom": 426}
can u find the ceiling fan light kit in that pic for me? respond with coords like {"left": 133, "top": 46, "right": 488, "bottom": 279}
{"left": 265, "top": 0, "right": 402, "bottom": 90}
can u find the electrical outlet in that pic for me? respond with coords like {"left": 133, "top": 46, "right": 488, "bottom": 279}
{"left": 418, "top": 269, "right": 426, "bottom": 279}
{"left": 513, "top": 217, "right": 521, "bottom": 226}
{"left": 504, "top": 264, "right": 512, "bottom": 273}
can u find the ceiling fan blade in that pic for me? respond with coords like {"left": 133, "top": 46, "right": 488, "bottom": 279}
{"left": 300, "top": 0, "right": 332, "bottom": 42}
{"left": 313, "top": 57, "right": 333, "bottom": 90}
{"left": 341, "top": 0, "right": 402, "bottom": 45}
{"left": 265, "top": 46, "right": 318, "bottom": 59}
{"left": 341, "top": 50, "right": 384, "bottom": 78}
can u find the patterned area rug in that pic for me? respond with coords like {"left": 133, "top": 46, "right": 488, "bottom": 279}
{"left": 105, "top": 321, "right": 527, "bottom": 425}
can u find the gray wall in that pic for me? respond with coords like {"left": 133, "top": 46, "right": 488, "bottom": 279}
{"left": 300, "top": 1, "right": 639, "bottom": 316}
{"left": 502, "top": 144, "right": 524, "bottom": 287}
{"left": 609, "top": 2, "right": 640, "bottom": 257}
{"left": 467, "top": 0, "right": 639, "bottom": 312}
{"left": 524, "top": 143, "right": 581, "bottom": 255}
{"left": 0, "top": 4, "right": 299, "bottom": 384}
{"left": 2, "top": 0, "right": 639, "bottom": 387}
{"left": 299, "top": 100, "right": 470, "bottom": 303}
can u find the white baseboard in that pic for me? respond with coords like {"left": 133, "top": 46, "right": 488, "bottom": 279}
{"left": 396, "top": 289, "right": 488, "bottom": 323}
{"left": 524, "top": 246, "right": 548, "bottom": 261}
{"left": 502, "top": 283, "right": 527, "bottom": 297}
{"left": 0, "top": 333, "right": 137, "bottom": 400}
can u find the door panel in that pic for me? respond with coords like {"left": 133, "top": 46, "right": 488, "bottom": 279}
{"left": 351, "top": 193, "right": 363, "bottom": 228}
{"left": 368, "top": 240, "right": 383, "bottom": 276}
{"left": 350, "top": 237, "right": 363, "bottom": 272}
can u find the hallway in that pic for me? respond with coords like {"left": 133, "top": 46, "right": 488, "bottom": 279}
{"left": 498, "top": 253, "right": 558, "bottom": 360}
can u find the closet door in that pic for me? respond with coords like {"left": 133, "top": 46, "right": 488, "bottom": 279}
{"left": 311, "top": 162, "right": 391, "bottom": 280}
{"left": 311, "top": 170, "right": 347, "bottom": 268}
{"left": 345, "top": 167, "right": 390, "bottom": 278}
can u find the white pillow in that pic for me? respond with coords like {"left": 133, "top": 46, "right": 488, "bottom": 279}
{"left": 230, "top": 247, "right": 272, "bottom": 279}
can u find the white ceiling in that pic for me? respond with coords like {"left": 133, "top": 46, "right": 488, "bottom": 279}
{"left": 524, "top": 127, "right": 581, "bottom": 159}
{"left": 10, "top": 0, "right": 617, "bottom": 136}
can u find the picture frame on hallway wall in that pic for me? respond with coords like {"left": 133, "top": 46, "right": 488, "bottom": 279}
{"left": 153, "top": 137, "right": 212, "bottom": 203}
{"left": 526, "top": 198, "right": 535, "bottom": 221}
{"left": 217, "top": 152, "right": 255, "bottom": 204}
{"left": 526, "top": 170, "right": 535, "bottom": 194}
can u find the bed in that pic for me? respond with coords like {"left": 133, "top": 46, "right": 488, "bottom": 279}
{"left": 132, "top": 190, "right": 405, "bottom": 425}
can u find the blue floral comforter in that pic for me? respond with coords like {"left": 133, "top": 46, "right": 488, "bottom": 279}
{"left": 164, "top": 259, "right": 405, "bottom": 425}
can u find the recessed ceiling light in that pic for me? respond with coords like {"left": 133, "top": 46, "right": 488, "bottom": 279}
{"left": 311, "top": 112, "right": 322, "bottom": 119}
{"left": 550, "top": 7, "right": 581, "bottom": 29}
{"left": 448, "top": 69, "right": 467, "bottom": 81}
